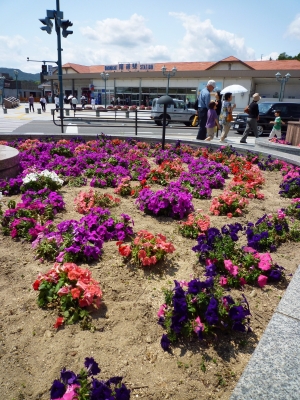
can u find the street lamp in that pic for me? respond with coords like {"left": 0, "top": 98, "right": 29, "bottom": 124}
{"left": 14, "top": 70, "right": 19, "bottom": 99}
{"left": 161, "top": 65, "right": 177, "bottom": 95}
{"left": 275, "top": 72, "right": 291, "bottom": 102}
{"left": 100, "top": 72, "right": 109, "bottom": 108}
{"left": 0, "top": 76, "right": 5, "bottom": 107}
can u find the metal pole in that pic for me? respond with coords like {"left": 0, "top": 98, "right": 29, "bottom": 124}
{"left": 104, "top": 78, "right": 107, "bottom": 108}
{"left": 16, "top": 75, "right": 18, "bottom": 99}
{"left": 166, "top": 74, "right": 170, "bottom": 95}
{"left": 56, "top": 0, "right": 64, "bottom": 133}
{"left": 162, "top": 104, "right": 167, "bottom": 150}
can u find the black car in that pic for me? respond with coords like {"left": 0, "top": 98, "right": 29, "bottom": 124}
{"left": 233, "top": 102, "right": 300, "bottom": 136}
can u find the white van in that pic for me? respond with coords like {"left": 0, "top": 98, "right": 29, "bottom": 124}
{"left": 150, "top": 98, "right": 196, "bottom": 126}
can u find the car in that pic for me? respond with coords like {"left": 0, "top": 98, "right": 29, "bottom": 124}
{"left": 233, "top": 102, "right": 300, "bottom": 136}
{"left": 150, "top": 98, "right": 196, "bottom": 126}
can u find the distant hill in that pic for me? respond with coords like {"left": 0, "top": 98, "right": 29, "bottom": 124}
{"left": 0, "top": 68, "right": 40, "bottom": 81}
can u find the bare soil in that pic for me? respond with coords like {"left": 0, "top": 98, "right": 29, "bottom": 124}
{"left": 0, "top": 170, "right": 299, "bottom": 400}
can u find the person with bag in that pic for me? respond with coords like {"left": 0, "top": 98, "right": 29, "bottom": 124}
{"left": 196, "top": 80, "right": 216, "bottom": 140}
{"left": 219, "top": 92, "right": 236, "bottom": 142}
{"left": 214, "top": 90, "right": 223, "bottom": 137}
{"left": 205, "top": 101, "right": 221, "bottom": 141}
{"left": 240, "top": 93, "right": 261, "bottom": 143}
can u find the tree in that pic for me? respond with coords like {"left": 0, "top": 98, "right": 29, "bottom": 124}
{"left": 277, "top": 52, "right": 300, "bottom": 61}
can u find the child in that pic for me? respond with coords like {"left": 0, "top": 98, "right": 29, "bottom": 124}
{"left": 205, "top": 101, "right": 221, "bottom": 141}
{"left": 269, "top": 110, "right": 285, "bottom": 140}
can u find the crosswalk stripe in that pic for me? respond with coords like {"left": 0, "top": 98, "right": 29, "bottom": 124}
{"left": 0, "top": 118, "right": 30, "bottom": 133}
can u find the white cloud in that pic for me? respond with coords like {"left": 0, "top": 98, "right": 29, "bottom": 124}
{"left": 169, "top": 12, "right": 255, "bottom": 61}
{"left": 285, "top": 14, "right": 300, "bottom": 40}
{"left": 80, "top": 14, "right": 153, "bottom": 47}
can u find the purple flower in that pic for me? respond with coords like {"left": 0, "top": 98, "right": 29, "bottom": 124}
{"left": 60, "top": 368, "right": 78, "bottom": 385}
{"left": 50, "top": 379, "right": 65, "bottom": 399}
{"left": 160, "top": 334, "right": 170, "bottom": 351}
{"left": 205, "top": 297, "right": 219, "bottom": 326}
{"left": 84, "top": 357, "right": 100, "bottom": 376}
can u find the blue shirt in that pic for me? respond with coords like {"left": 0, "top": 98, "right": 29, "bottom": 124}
{"left": 198, "top": 87, "right": 210, "bottom": 108}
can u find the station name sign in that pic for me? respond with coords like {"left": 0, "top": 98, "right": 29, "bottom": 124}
{"left": 104, "top": 62, "right": 154, "bottom": 72}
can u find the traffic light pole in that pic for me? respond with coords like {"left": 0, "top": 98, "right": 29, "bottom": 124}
{"left": 39, "top": 1, "right": 73, "bottom": 135}
{"left": 55, "top": 0, "right": 64, "bottom": 133}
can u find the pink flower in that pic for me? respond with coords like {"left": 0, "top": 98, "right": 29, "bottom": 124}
{"left": 57, "top": 285, "right": 71, "bottom": 296}
{"left": 257, "top": 275, "right": 268, "bottom": 288}
{"left": 227, "top": 213, "right": 233, "bottom": 218}
{"left": 258, "top": 253, "right": 272, "bottom": 271}
{"left": 157, "top": 304, "right": 167, "bottom": 317}
{"left": 224, "top": 259, "right": 239, "bottom": 277}
{"left": 219, "top": 276, "right": 228, "bottom": 286}
{"left": 193, "top": 316, "right": 204, "bottom": 334}
{"left": 240, "top": 277, "right": 247, "bottom": 286}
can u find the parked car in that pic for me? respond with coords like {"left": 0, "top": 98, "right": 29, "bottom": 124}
{"left": 150, "top": 98, "right": 196, "bottom": 126}
{"left": 233, "top": 102, "right": 300, "bottom": 136}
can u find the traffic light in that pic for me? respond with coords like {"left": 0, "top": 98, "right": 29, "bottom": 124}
{"left": 59, "top": 19, "right": 73, "bottom": 38}
{"left": 41, "top": 65, "right": 48, "bottom": 75}
{"left": 40, "top": 17, "right": 53, "bottom": 34}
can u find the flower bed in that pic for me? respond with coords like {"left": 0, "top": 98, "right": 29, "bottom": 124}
{"left": 0, "top": 138, "right": 300, "bottom": 399}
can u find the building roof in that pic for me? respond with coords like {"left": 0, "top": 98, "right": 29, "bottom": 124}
{"left": 61, "top": 56, "right": 300, "bottom": 74}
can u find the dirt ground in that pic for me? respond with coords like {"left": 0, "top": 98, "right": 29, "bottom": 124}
{"left": 0, "top": 169, "right": 299, "bottom": 400}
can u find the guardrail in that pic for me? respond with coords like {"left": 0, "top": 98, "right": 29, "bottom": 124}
{"left": 52, "top": 108, "right": 199, "bottom": 135}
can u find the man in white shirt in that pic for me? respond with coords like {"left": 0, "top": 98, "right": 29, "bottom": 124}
{"left": 71, "top": 96, "right": 78, "bottom": 111}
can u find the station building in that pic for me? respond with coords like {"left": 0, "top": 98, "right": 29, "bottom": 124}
{"left": 47, "top": 56, "right": 300, "bottom": 111}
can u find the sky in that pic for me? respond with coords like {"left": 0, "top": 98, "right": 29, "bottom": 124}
{"left": 1, "top": 0, "right": 300, "bottom": 74}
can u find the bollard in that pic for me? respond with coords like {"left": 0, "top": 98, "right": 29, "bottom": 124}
{"left": 51, "top": 109, "right": 55, "bottom": 116}
{"left": 96, "top": 110, "right": 100, "bottom": 117}
{"left": 37, "top": 108, "right": 42, "bottom": 114}
{"left": 25, "top": 108, "right": 29, "bottom": 114}
{"left": 125, "top": 110, "right": 130, "bottom": 118}
{"left": 3, "top": 108, "right": 7, "bottom": 114}
{"left": 65, "top": 109, "right": 70, "bottom": 116}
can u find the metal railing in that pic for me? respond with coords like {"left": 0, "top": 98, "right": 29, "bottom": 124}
{"left": 51, "top": 108, "right": 198, "bottom": 135}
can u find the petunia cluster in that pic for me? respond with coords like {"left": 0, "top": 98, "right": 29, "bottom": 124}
{"left": 178, "top": 210, "right": 210, "bottom": 239}
{"left": 22, "top": 169, "right": 64, "bottom": 191}
{"left": 192, "top": 223, "right": 284, "bottom": 288}
{"left": 50, "top": 357, "right": 130, "bottom": 399}
{"left": 32, "top": 207, "right": 134, "bottom": 263}
{"left": 33, "top": 263, "right": 102, "bottom": 328}
{"left": 117, "top": 230, "right": 175, "bottom": 266}
{"left": 210, "top": 190, "right": 249, "bottom": 218}
{"left": 158, "top": 279, "right": 251, "bottom": 351}
{"left": 74, "top": 189, "right": 120, "bottom": 214}
{"left": 136, "top": 182, "right": 194, "bottom": 219}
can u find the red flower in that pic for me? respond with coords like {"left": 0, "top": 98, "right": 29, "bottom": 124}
{"left": 53, "top": 316, "right": 64, "bottom": 329}
{"left": 32, "top": 279, "right": 40, "bottom": 290}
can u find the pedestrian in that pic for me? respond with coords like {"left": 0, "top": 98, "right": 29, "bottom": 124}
{"left": 71, "top": 96, "right": 78, "bottom": 111}
{"left": 91, "top": 98, "right": 96, "bottom": 109}
{"left": 28, "top": 94, "right": 34, "bottom": 112}
{"left": 205, "top": 101, "right": 221, "bottom": 141}
{"left": 64, "top": 95, "right": 68, "bottom": 104}
{"left": 215, "top": 91, "right": 223, "bottom": 136}
{"left": 219, "top": 92, "right": 236, "bottom": 142}
{"left": 80, "top": 94, "right": 86, "bottom": 109}
{"left": 196, "top": 80, "right": 216, "bottom": 140}
{"left": 240, "top": 93, "right": 261, "bottom": 143}
{"left": 54, "top": 94, "right": 60, "bottom": 112}
{"left": 117, "top": 96, "right": 121, "bottom": 105}
{"left": 186, "top": 98, "right": 190, "bottom": 108}
{"left": 268, "top": 110, "right": 285, "bottom": 140}
{"left": 111, "top": 96, "right": 115, "bottom": 106}
{"left": 40, "top": 95, "right": 46, "bottom": 111}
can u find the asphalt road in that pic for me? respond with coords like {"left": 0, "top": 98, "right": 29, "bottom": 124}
{"left": 4, "top": 119, "right": 245, "bottom": 141}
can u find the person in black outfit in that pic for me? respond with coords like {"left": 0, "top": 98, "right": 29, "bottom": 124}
{"left": 240, "top": 93, "right": 261, "bottom": 143}
{"left": 215, "top": 91, "right": 222, "bottom": 137}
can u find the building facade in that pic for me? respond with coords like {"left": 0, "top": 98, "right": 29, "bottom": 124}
{"left": 47, "top": 56, "right": 300, "bottom": 111}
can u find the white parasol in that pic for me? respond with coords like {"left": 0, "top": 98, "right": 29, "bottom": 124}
{"left": 220, "top": 85, "right": 248, "bottom": 94}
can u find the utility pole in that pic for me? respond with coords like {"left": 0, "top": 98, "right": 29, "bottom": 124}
{"left": 39, "top": 0, "right": 73, "bottom": 133}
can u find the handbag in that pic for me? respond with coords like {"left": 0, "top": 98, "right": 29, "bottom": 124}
{"left": 192, "top": 115, "right": 198, "bottom": 126}
{"left": 226, "top": 112, "right": 233, "bottom": 122}
{"left": 244, "top": 105, "right": 250, "bottom": 114}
